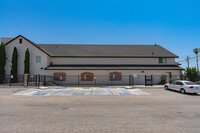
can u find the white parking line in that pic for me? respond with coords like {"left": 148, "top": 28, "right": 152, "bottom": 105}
{"left": 128, "top": 89, "right": 151, "bottom": 95}
{"left": 13, "top": 89, "right": 38, "bottom": 96}
{"left": 92, "top": 88, "right": 112, "bottom": 95}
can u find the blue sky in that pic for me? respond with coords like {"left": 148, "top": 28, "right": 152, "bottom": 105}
{"left": 1, "top": 0, "right": 200, "bottom": 69}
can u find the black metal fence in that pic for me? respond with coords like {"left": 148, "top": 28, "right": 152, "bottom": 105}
{"left": 0, "top": 74, "right": 186, "bottom": 86}
{"left": 0, "top": 75, "right": 24, "bottom": 86}
{"left": 44, "top": 74, "right": 184, "bottom": 86}
{"left": 0, "top": 75, "right": 53, "bottom": 87}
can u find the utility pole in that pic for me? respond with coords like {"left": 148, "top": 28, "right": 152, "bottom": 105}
{"left": 197, "top": 54, "right": 199, "bottom": 81}
{"left": 186, "top": 56, "right": 190, "bottom": 68}
{"left": 197, "top": 54, "right": 199, "bottom": 72}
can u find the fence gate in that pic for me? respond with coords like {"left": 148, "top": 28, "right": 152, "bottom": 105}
{"left": 145, "top": 75, "right": 153, "bottom": 86}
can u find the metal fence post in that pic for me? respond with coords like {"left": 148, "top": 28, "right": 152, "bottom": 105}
{"left": 78, "top": 75, "right": 79, "bottom": 86}
{"left": 52, "top": 75, "right": 54, "bottom": 84}
{"left": 151, "top": 75, "right": 153, "bottom": 86}
{"left": 44, "top": 75, "right": 46, "bottom": 86}
{"left": 35, "top": 75, "right": 37, "bottom": 87}
{"left": 38, "top": 74, "right": 40, "bottom": 87}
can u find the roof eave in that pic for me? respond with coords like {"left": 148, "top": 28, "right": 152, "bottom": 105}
{"left": 50, "top": 56, "right": 179, "bottom": 58}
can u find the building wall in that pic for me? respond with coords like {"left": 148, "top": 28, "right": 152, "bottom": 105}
{"left": 3, "top": 36, "right": 180, "bottom": 80}
{"left": 50, "top": 57, "right": 176, "bottom": 65}
{"left": 45, "top": 69, "right": 181, "bottom": 75}
{"left": 46, "top": 70, "right": 181, "bottom": 85}
{"left": 5, "top": 37, "right": 50, "bottom": 75}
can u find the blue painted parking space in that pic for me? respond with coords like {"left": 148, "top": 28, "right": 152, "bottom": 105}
{"left": 73, "top": 93, "right": 85, "bottom": 96}
{"left": 33, "top": 93, "right": 47, "bottom": 96}
{"left": 119, "top": 93, "right": 131, "bottom": 95}
{"left": 42, "top": 88, "right": 48, "bottom": 90}
{"left": 51, "top": 88, "right": 67, "bottom": 96}
{"left": 123, "top": 87, "right": 128, "bottom": 90}
{"left": 14, "top": 86, "right": 151, "bottom": 96}
{"left": 90, "top": 88, "right": 93, "bottom": 95}
{"left": 106, "top": 88, "right": 114, "bottom": 95}
{"left": 64, "top": 89, "right": 75, "bottom": 95}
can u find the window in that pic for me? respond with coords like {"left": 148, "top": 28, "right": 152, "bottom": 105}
{"left": 171, "top": 81, "right": 177, "bottom": 85}
{"left": 36, "top": 56, "right": 41, "bottom": 63}
{"left": 113, "top": 74, "right": 115, "bottom": 79}
{"left": 81, "top": 72, "right": 94, "bottom": 81}
{"left": 19, "top": 39, "right": 22, "bottom": 44}
{"left": 109, "top": 72, "right": 122, "bottom": 81}
{"left": 176, "top": 82, "right": 183, "bottom": 85}
{"left": 159, "top": 58, "right": 167, "bottom": 63}
{"left": 184, "top": 82, "right": 196, "bottom": 85}
{"left": 53, "top": 72, "right": 66, "bottom": 81}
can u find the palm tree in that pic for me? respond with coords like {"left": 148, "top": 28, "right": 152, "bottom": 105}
{"left": 193, "top": 48, "right": 199, "bottom": 80}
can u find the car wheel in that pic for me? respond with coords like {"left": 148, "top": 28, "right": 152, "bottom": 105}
{"left": 180, "top": 89, "right": 186, "bottom": 94}
{"left": 165, "top": 85, "right": 169, "bottom": 90}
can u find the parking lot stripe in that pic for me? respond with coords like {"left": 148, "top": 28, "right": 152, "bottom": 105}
{"left": 73, "top": 93, "right": 85, "bottom": 96}
{"left": 51, "top": 88, "right": 67, "bottom": 96}
{"left": 106, "top": 88, "right": 114, "bottom": 95}
{"left": 119, "top": 93, "right": 131, "bottom": 95}
{"left": 90, "top": 88, "right": 93, "bottom": 95}
{"left": 68, "top": 87, "right": 83, "bottom": 89}
{"left": 90, "top": 87, "right": 100, "bottom": 89}
{"left": 33, "top": 93, "right": 48, "bottom": 96}
{"left": 39, "top": 87, "right": 49, "bottom": 90}
{"left": 64, "top": 89, "right": 75, "bottom": 95}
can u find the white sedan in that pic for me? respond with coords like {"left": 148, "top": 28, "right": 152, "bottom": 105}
{"left": 164, "top": 80, "right": 200, "bottom": 94}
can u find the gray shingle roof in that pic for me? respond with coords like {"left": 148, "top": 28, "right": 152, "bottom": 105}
{"left": 1, "top": 37, "right": 14, "bottom": 44}
{"left": 4, "top": 35, "right": 179, "bottom": 58}
{"left": 38, "top": 44, "right": 178, "bottom": 58}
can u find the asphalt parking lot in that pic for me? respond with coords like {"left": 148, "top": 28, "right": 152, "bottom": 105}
{"left": 0, "top": 86, "right": 200, "bottom": 133}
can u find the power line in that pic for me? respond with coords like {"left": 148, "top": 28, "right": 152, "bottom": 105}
{"left": 186, "top": 56, "right": 190, "bottom": 68}
{"left": 177, "top": 56, "right": 200, "bottom": 63}
{"left": 177, "top": 56, "right": 196, "bottom": 63}
{"left": 179, "top": 58, "right": 200, "bottom": 69}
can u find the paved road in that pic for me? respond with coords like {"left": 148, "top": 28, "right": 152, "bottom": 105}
{"left": 0, "top": 87, "right": 200, "bottom": 133}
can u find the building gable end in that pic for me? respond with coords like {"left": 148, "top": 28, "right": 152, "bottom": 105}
{"left": 5, "top": 35, "right": 51, "bottom": 57}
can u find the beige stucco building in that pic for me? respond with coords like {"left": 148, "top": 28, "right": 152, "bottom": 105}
{"left": 1, "top": 35, "right": 184, "bottom": 85}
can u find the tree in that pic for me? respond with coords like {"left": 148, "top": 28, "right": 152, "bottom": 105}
{"left": 185, "top": 67, "right": 198, "bottom": 82}
{"left": 10, "top": 47, "right": 18, "bottom": 82}
{"left": 0, "top": 42, "right": 6, "bottom": 83}
{"left": 24, "top": 49, "right": 30, "bottom": 74}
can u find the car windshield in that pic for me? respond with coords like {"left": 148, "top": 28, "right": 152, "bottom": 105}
{"left": 184, "top": 82, "right": 196, "bottom": 85}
